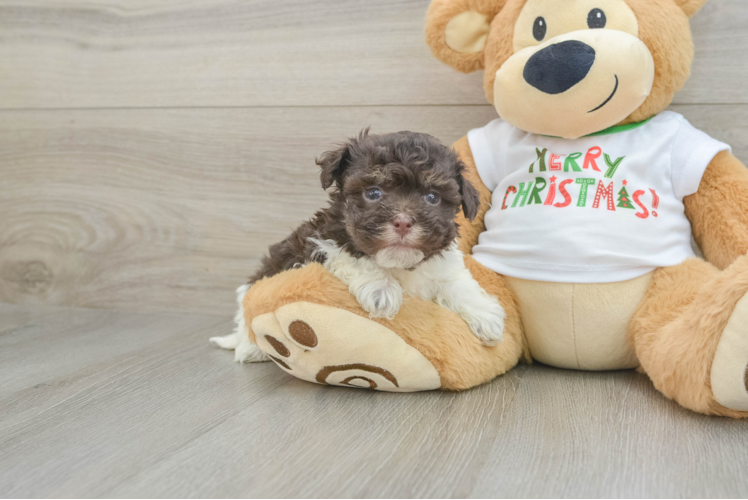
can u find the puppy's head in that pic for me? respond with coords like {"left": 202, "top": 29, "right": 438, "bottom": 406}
{"left": 317, "top": 130, "right": 479, "bottom": 269}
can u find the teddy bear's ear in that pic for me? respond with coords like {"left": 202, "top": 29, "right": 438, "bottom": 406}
{"left": 672, "top": 0, "right": 709, "bottom": 17}
{"left": 425, "top": 0, "right": 508, "bottom": 73}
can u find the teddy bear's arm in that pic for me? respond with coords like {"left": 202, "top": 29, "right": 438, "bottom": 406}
{"left": 453, "top": 136, "right": 493, "bottom": 254}
{"left": 685, "top": 151, "right": 748, "bottom": 269}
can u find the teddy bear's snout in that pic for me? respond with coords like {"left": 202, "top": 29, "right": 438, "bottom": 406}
{"left": 523, "top": 40, "right": 596, "bottom": 95}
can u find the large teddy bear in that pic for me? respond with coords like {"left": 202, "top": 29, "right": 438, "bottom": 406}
{"left": 229, "top": 0, "right": 748, "bottom": 418}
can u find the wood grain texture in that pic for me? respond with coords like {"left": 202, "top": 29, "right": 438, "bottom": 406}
{"left": 469, "top": 368, "right": 748, "bottom": 498}
{"left": 0, "top": 0, "right": 744, "bottom": 109}
{"left": 0, "top": 104, "right": 745, "bottom": 315}
{"left": 1, "top": 0, "right": 746, "bottom": 497}
{"left": 1, "top": 303, "right": 746, "bottom": 498}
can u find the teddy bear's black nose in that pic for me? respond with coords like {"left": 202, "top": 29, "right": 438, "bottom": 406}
{"left": 523, "top": 40, "right": 596, "bottom": 94}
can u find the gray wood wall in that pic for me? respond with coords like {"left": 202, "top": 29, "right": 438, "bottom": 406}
{"left": 0, "top": 0, "right": 745, "bottom": 316}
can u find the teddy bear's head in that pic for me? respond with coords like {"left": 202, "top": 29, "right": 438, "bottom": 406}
{"left": 426, "top": 0, "right": 708, "bottom": 139}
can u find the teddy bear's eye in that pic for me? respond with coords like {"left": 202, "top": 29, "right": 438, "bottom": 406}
{"left": 533, "top": 17, "right": 547, "bottom": 41}
{"left": 587, "top": 8, "right": 607, "bottom": 29}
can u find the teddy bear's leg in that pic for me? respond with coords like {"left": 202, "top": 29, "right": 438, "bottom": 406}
{"left": 629, "top": 256, "right": 748, "bottom": 417}
{"left": 241, "top": 256, "right": 528, "bottom": 391}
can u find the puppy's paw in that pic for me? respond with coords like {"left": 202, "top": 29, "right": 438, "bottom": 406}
{"left": 355, "top": 279, "right": 403, "bottom": 320}
{"left": 235, "top": 339, "right": 271, "bottom": 363}
{"left": 463, "top": 300, "right": 506, "bottom": 346}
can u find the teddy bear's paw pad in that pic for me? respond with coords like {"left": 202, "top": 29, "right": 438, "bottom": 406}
{"left": 251, "top": 301, "right": 441, "bottom": 392}
{"left": 711, "top": 293, "right": 748, "bottom": 411}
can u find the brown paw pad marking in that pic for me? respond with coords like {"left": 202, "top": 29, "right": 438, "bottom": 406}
{"left": 264, "top": 335, "right": 290, "bottom": 357}
{"left": 341, "top": 376, "right": 378, "bottom": 389}
{"left": 288, "top": 320, "right": 318, "bottom": 348}
{"left": 316, "top": 364, "right": 399, "bottom": 389}
{"left": 268, "top": 355, "right": 291, "bottom": 370}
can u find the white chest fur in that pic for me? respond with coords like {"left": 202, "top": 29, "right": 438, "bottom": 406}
{"left": 311, "top": 239, "right": 506, "bottom": 346}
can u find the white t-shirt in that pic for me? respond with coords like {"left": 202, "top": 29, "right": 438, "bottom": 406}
{"left": 468, "top": 111, "right": 730, "bottom": 283}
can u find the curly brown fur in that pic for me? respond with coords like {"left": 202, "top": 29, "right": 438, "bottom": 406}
{"left": 248, "top": 130, "right": 480, "bottom": 284}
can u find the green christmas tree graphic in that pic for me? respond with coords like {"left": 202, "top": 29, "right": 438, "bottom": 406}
{"left": 617, "top": 185, "right": 635, "bottom": 209}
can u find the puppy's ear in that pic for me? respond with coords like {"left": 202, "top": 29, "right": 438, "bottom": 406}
{"left": 456, "top": 161, "right": 480, "bottom": 221}
{"left": 317, "top": 143, "right": 352, "bottom": 190}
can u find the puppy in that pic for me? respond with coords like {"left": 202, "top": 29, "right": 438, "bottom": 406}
{"left": 211, "top": 130, "right": 506, "bottom": 363}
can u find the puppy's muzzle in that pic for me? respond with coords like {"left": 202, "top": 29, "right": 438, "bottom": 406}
{"left": 523, "top": 40, "right": 595, "bottom": 94}
{"left": 393, "top": 214, "right": 414, "bottom": 238}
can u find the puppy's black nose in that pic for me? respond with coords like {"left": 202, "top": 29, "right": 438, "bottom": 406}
{"left": 523, "top": 40, "right": 596, "bottom": 94}
{"left": 393, "top": 214, "right": 414, "bottom": 237}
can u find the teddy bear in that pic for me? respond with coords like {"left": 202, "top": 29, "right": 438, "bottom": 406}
{"left": 230, "top": 0, "right": 748, "bottom": 418}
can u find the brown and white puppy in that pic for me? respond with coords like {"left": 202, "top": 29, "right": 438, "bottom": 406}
{"left": 211, "top": 130, "right": 506, "bottom": 362}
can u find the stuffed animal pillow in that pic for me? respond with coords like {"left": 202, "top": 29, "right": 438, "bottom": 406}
{"left": 221, "top": 0, "right": 748, "bottom": 417}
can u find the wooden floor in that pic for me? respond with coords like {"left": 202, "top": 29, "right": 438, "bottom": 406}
{"left": 2, "top": 0, "right": 748, "bottom": 497}
{"left": 0, "top": 302, "right": 746, "bottom": 498}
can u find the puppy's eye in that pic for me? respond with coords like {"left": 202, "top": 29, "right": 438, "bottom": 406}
{"left": 533, "top": 17, "right": 547, "bottom": 41}
{"left": 364, "top": 188, "right": 382, "bottom": 201}
{"left": 587, "top": 9, "right": 606, "bottom": 29}
{"left": 424, "top": 192, "right": 440, "bottom": 205}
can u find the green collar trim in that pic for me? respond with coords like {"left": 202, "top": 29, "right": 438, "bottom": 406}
{"left": 540, "top": 117, "right": 654, "bottom": 139}
{"left": 584, "top": 116, "right": 654, "bottom": 137}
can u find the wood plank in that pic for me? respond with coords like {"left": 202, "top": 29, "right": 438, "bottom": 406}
{"left": 0, "top": 306, "right": 226, "bottom": 433}
{"left": 0, "top": 304, "right": 291, "bottom": 497}
{"left": 683, "top": 0, "right": 748, "bottom": 104}
{"left": 3, "top": 305, "right": 746, "bottom": 497}
{"left": 0, "top": 0, "right": 744, "bottom": 109}
{"left": 0, "top": 301, "right": 56, "bottom": 335}
{"left": 469, "top": 366, "right": 748, "bottom": 498}
{"left": 66, "top": 367, "right": 748, "bottom": 498}
{"left": 1, "top": 104, "right": 745, "bottom": 315}
{"left": 108, "top": 368, "right": 529, "bottom": 498}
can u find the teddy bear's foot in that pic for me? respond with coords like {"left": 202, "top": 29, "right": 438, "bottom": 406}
{"left": 239, "top": 262, "right": 526, "bottom": 392}
{"left": 711, "top": 293, "right": 748, "bottom": 411}
{"left": 631, "top": 256, "right": 748, "bottom": 417}
{"left": 251, "top": 301, "right": 441, "bottom": 392}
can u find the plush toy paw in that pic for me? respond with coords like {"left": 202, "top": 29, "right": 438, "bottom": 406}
{"left": 711, "top": 293, "right": 748, "bottom": 411}
{"left": 251, "top": 301, "right": 441, "bottom": 392}
{"left": 232, "top": 262, "right": 525, "bottom": 392}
